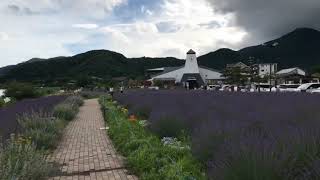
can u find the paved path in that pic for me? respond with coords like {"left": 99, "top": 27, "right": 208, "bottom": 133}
{"left": 48, "top": 99, "right": 137, "bottom": 180}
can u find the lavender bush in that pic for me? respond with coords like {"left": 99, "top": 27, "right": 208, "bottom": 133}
{"left": 18, "top": 112, "right": 65, "bottom": 150}
{"left": 0, "top": 96, "right": 66, "bottom": 139}
{"left": 0, "top": 137, "right": 55, "bottom": 180}
{"left": 114, "top": 90, "right": 320, "bottom": 179}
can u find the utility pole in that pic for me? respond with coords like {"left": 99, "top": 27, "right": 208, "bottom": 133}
{"left": 270, "top": 63, "right": 272, "bottom": 92}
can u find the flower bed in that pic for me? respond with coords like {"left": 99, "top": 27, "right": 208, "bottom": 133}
{"left": 0, "top": 95, "right": 84, "bottom": 180}
{"left": 113, "top": 90, "right": 320, "bottom": 179}
{"left": 99, "top": 96, "right": 206, "bottom": 180}
{"left": 0, "top": 96, "right": 66, "bottom": 139}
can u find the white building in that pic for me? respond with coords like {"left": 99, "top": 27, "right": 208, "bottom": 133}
{"left": 276, "top": 67, "right": 306, "bottom": 77}
{"left": 276, "top": 67, "right": 307, "bottom": 84}
{"left": 254, "top": 63, "right": 278, "bottom": 78}
{"left": 149, "top": 50, "right": 224, "bottom": 88}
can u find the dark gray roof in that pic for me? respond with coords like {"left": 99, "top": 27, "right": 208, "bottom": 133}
{"left": 187, "top": 49, "right": 196, "bottom": 54}
{"left": 227, "top": 62, "right": 249, "bottom": 68}
{"left": 151, "top": 66, "right": 184, "bottom": 78}
{"left": 199, "top": 66, "right": 222, "bottom": 73}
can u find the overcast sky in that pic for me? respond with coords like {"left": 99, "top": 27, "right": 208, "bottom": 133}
{"left": 0, "top": 0, "right": 319, "bottom": 67}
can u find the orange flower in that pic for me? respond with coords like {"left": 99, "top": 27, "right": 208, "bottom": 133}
{"left": 129, "top": 115, "right": 137, "bottom": 122}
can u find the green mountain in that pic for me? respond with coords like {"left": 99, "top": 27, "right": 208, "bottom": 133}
{"left": 25, "top": 56, "right": 67, "bottom": 63}
{"left": 1, "top": 28, "right": 320, "bottom": 82}
{"left": 198, "top": 48, "right": 241, "bottom": 69}
{"left": 0, "top": 50, "right": 184, "bottom": 82}
{"left": 198, "top": 28, "right": 320, "bottom": 69}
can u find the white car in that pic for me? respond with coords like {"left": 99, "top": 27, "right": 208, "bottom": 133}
{"left": 148, "top": 86, "right": 159, "bottom": 90}
{"left": 310, "top": 88, "right": 320, "bottom": 94}
{"left": 278, "top": 84, "right": 301, "bottom": 92}
{"left": 219, "top": 85, "right": 232, "bottom": 92}
{"left": 296, "top": 83, "right": 320, "bottom": 93}
{"left": 207, "top": 85, "right": 220, "bottom": 91}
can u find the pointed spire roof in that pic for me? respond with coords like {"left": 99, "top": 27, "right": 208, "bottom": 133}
{"left": 187, "top": 49, "right": 196, "bottom": 54}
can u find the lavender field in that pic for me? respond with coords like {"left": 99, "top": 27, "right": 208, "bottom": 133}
{"left": 114, "top": 90, "right": 320, "bottom": 179}
{"left": 0, "top": 96, "right": 66, "bottom": 139}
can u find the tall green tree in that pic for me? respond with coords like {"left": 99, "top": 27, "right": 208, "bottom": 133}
{"left": 223, "top": 67, "right": 248, "bottom": 85}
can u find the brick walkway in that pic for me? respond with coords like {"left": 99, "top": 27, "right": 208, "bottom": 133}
{"left": 48, "top": 99, "right": 138, "bottom": 180}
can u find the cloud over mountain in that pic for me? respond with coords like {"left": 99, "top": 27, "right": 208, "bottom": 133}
{"left": 206, "top": 0, "right": 320, "bottom": 43}
{"left": 3, "top": 0, "right": 319, "bottom": 68}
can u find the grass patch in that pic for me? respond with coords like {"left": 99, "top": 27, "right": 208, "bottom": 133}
{"left": 99, "top": 95, "right": 206, "bottom": 180}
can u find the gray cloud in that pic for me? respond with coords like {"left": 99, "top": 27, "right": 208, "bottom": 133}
{"left": 207, "top": 0, "right": 320, "bottom": 45}
{"left": 198, "top": 20, "right": 222, "bottom": 29}
{"left": 156, "top": 21, "right": 182, "bottom": 33}
{"left": 7, "top": 4, "right": 35, "bottom": 15}
{"left": 7, "top": 5, "right": 19, "bottom": 13}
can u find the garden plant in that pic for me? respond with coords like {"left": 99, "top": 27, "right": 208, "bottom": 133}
{"left": 99, "top": 95, "right": 206, "bottom": 180}
{"left": 112, "top": 89, "right": 320, "bottom": 180}
{"left": 0, "top": 95, "right": 84, "bottom": 180}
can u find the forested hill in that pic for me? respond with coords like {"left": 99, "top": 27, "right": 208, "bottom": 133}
{"left": 0, "top": 50, "right": 184, "bottom": 82}
{"left": 1, "top": 27, "right": 320, "bottom": 82}
{"left": 198, "top": 28, "right": 320, "bottom": 70}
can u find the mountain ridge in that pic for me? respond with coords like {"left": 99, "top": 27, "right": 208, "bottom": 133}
{"left": 1, "top": 27, "right": 320, "bottom": 82}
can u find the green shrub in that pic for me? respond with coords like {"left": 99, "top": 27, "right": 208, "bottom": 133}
{"left": 99, "top": 95, "right": 112, "bottom": 103}
{"left": 135, "top": 107, "right": 151, "bottom": 120}
{"left": 36, "top": 87, "right": 61, "bottom": 96}
{"left": 80, "top": 91, "right": 107, "bottom": 99}
{"left": 64, "top": 96, "right": 84, "bottom": 107}
{"left": 53, "top": 103, "right": 77, "bottom": 121}
{"left": 0, "top": 98, "right": 5, "bottom": 108}
{"left": 5, "top": 82, "right": 40, "bottom": 100}
{"left": 53, "top": 95, "right": 84, "bottom": 121}
{"left": 18, "top": 113, "right": 65, "bottom": 150}
{"left": 122, "top": 137, "right": 157, "bottom": 155}
{"left": 0, "top": 138, "right": 55, "bottom": 180}
{"left": 160, "top": 156, "right": 205, "bottom": 180}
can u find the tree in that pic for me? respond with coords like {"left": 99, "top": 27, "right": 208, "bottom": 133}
{"left": 0, "top": 98, "right": 5, "bottom": 108}
{"left": 223, "top": 67, "right": 248, "bottom": 85}
{"left": 76, "top": 76, "right": 91, "bottom": 88}
{"left": 311, "top": 65, "right": 320, "bottom": 74}
{"left": 5, "top": 82, "right": 39, "bottom": 100}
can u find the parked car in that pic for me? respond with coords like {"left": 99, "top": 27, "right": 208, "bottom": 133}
{"left": 278, "top": 84, "right": 301, "bottom": 92}
{"left": 310, "top": 88, "right": 320, "bottom": 94}
{"left": 219, "top": 85, "right": 230, "bottom": 91}
{"left": 256, "top": 84, "right": 274, "bottom": 92}
{"left": 296, "top": 83, "right": 320, "bottom": 93}
{"left": 207, "top": 85, "right": 221, "bottom": 91}
{"left": 148, "top": 86, "right": 160, "bottom": 90}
